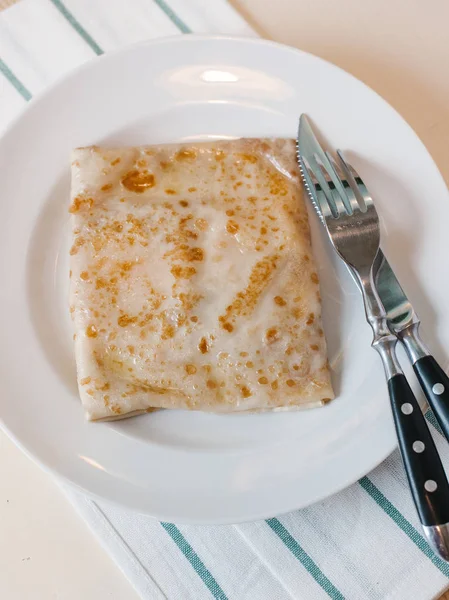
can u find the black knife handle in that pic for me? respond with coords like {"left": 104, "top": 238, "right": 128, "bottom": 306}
{"left": 389, "top": 373, "right": 449, "bottom": 526}
{"left": 414, "top": 355, "right": 449, "bottom": 443}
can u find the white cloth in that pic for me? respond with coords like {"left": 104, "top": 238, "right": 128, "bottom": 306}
{"left": 1, "top": 1, "right": 448, "bottom": 598}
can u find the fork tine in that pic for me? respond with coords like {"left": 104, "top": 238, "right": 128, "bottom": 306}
{"left": 324, "top": 151, "right": 359, "bottom": 215}
{"left": 311, "top": 153, "right": 344, "bottom": 218}
{"left": 298, "top": 154, "right": 334, "bottom": 222}
{"left": 336, "top": 150, "right": 373, "bottom": 212}
{"left": 343, "top": 157, "right": 375, "bottom": 211}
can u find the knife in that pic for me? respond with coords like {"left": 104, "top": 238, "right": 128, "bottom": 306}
{"left": 375, "top": 251, "right": 449, "bottom": 442}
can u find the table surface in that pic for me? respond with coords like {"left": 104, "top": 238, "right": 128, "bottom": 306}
{"left": 2, "top": 0, "right": 449, "bottom": 598}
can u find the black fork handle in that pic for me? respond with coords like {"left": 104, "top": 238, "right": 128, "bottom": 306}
{"left": 388, "top": 373, "right": 449, "bottom": 538}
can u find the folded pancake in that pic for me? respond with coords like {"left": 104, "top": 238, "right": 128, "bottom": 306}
{"left": 69, "top": 139, "right": 334, "bottom": 421}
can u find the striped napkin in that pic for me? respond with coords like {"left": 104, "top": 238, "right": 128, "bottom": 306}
{"left": 1, "top": 1, "right": 449, "bottom": 599}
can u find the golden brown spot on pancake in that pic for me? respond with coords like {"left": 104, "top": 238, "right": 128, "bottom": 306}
{"left": 176, "top": 149, "right": 197, "bottom": 161}
{"left": 274, "top": 296, "right": 286, "bottom": 306}
{"left": 101, "top": 183, "right": 112, "bottom": 192}
{"left": 260, "top": 226, "right": 267, "bottom": 235}
{"left": 96, "top": 382, "right": 110, "bottom": 391}
{"left": 86, "top": 324, "right": 98, "bottom": 338}
{"left": 258, "top": 376, "right": 268, "bottom": 385}
{"left": 286, "top": 379, "right": 295, "bottom": 387}
{"left": 120, "top": 197, "right": 125, "bottom": 202}
{"left": 190, "top": 316, "right": 198, "bottom": 323}
{"left": 80, "top": 377, "right": 91, "bottom": 385}
{"left": 177, "top": 292, "right": 202, "bottom": 313}
{"left": 80, "top": 271, "right": 89, "bottom": 281}
{"left": 187, "top": 247, "right": 204, "bottom": 261}
{"left": 237, "top": 153, "right": 257, "bottom": 164}
{"left": 219, "top": 254, "right": 279, "bottom": 329}
{"left": 241, "top": 385, "right": 251, "bottom": 398}
{"left": 185, "top": 364, "right": 197, "bottom": 375}
{"left": 310, "top": 344, "right": 319, "bottom": 351}
{"left": 266, "top": 328, "right": 278, "bottom": 344}
{"left": 188, "top": 186, "right": 197, "bottom": 193}
{"left": 215, "top": 150, "right": 226, "bottom": 161}
{"left": 271, "top": 380, "right": 279, "bottom": 390}
{"left": 104, "top": 395, "right": 110, "bottom": 405}
{"left": 207, "top": 379, "right": 217, "bottom": 389}
{"left": 165, "top": 214, "right": 198, "bottom": 246}
{"left": 221, "top": 321, "right": 234, "bottom": 333}
{"left": 121, "top": 170, "right": 155, "bottom": 193}
{"left": 117, "top": 315, "right": 138, "bottom": 327}
{"left": 240, "top": 351, "right": 248, "bottom": 357}
{"left": 95, "top": 277, "right": 107, "bottom": 290}
{"left": 86, "top": 390, "right": 94, "bottom": 396}
{"left": 306, "top": 313, "right": 315, "bottom": 325}
{"left": 110, "top": 157, "right": 120, "bottom": 166}
{"left": 136, "top": 159, "right": 147, "bottom": 168}
{"left": 292, "top": 306, "right": 304, "bottom": 320}
{"left": 165, "top": 188, "right": 177, "bottom": 195}
{"left": 127, "top": 345, "right": 135, "bottom": 354}
{"left": 293, "top": 365, "right": 300, "bottom": 371}
{"left": 311, "top": 272, "right": 319, "bottom": 284}
{"left": 162, "top": 324, "right": 175, "bottom": 339}
{"left": 111, "top": 405, "right": 122, "bottom": 415}
{"left": 226, "top": 220, "right": 239, "bottom": 234}
{"left": 117, "top": 260, "right": 137, "bottom": 275}
{"left": 226, "top": 209, "right": 235, "bottom": 217}
{"left": 269, "top": 172, "right": 288, "bottom": 196}
{"left": 69, "top": 196, "right": 94, "bottom": 214}
{"left": 195, "top": 218, "right": 208, "bottom": 231}
{"left": 179, "top": 200, "right": 189, "bottom": 207}
{"left": 318, "top": 328, "right": 324, "bottom": 337}
{"left": 171, "top": 265, "right": 197, "bottom": 279}
{"left": 246, "top": 361, "right": 254, "bottom": 368}
{"left": 199, "top": 337, "right": 209, "bottom": 354}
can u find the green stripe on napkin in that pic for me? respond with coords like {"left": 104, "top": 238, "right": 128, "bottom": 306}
{"left": 153, "top": 0, "right": 192, "bottom": 33}
{"left": 0, "top": 58, "right": 31, "bottom": 100}
{"left": 49, "top": 0, "right": 104, "bottom": 55}
{"left": 359, "top": 476, "right": 449, "bottom": 577}
{"left": 161, "top": 523, "right": 228, "bottom": 600}
{"left": 266, "top": 518, "right": 345, "bottom": 600}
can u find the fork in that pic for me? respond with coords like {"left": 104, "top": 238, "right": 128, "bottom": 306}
{"left": 298, "top": 128, "right": 449, "bottom": 560}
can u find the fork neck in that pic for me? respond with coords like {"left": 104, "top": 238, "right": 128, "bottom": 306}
{"left": 355, "top": 267, "right": 402, "bottom": 380}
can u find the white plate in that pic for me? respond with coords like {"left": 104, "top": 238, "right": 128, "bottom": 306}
{"left": 1, "top": 36, "right": 448, "bottom": 524}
